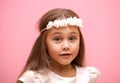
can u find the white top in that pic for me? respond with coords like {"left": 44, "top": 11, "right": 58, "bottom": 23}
{"left": 19, "top": 66, "right": 100, "bottom": 83}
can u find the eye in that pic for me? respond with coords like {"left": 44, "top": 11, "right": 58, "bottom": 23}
{"left": 69, "top": 36, "right": 77, "bottom": 41}
{"left": 53, "top": 37, "right": 62, "bottom": 42}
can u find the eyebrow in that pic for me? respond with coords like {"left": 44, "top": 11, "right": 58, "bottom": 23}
{"left": 52, "top": 32, "right": 62, "bottom": 35}
{"left": 70, "top": 32, "right": 79, "bottom": 34}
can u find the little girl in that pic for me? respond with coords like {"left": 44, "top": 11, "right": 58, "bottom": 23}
{"left": 17, "top": 8, "right": 100, "bottom": 83}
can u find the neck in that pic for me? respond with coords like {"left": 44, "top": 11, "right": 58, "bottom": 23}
{"left": 50, "top": 62, "right": 76, "bottom": 77}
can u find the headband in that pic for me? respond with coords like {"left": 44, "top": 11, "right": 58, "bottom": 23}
{"left": 41, "top": 16, "right": 83, "bottom": 32}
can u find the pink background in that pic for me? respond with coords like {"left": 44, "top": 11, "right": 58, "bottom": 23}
{"left": 0, "top": 0, "right": 120, "bottom": 83}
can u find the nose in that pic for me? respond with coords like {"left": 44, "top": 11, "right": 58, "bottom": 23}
{"left": 62, "top": 40, "right": 70, "bottom": 50}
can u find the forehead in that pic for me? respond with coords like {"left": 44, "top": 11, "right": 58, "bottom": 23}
{"left": 47, "top": 26, "right": 80, "bottom": 35}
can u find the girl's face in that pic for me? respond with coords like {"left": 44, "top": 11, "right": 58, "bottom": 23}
{"left": 46, "top": 26, "right": 80, "bottom": 66}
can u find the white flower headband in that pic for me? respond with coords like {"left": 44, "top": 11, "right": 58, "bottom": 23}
{"left": 41, "top": 16, "right": 83, "bottom": 32}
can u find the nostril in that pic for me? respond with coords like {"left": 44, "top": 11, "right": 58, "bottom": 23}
{"left": 62, "top": 41, "right": 70, "bottom": 50}
{"left": 63, "top": 47, "right": 69, "bottom": 51}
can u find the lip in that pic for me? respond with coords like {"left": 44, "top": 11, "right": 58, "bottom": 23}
{"left": 59, "top": 53, "right": 72, "bottom": 59}
{"left": 60, "top": 53, "right": 72, "bottom": 56}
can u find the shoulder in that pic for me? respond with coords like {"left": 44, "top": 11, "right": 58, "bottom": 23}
{"left": 76, "top": 66, "right": 100, "bottom": 76}
{"left": 18, "top": 70, "right": 45, "bottom": 83}
{"left": 76, "top": 66, "right": 100, "bottom": 83}
{"left": 18, "top": 70, "right": 35, "bottom": 83}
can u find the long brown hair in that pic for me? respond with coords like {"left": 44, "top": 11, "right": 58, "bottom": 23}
{"left": 17, "top": 8, "right": 85, "bottom": 80}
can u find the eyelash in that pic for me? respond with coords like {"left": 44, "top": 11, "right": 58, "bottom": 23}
{"left": 53, "top": 37, "right": 61, "bottom": 41}
{"left": 69, "top": 37, "right": 76, "bottom": 41}
{"left": 53, "top": 36, "right": 77, "bottom": 42}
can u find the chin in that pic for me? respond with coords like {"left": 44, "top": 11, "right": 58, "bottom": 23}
{"left": 60, "top": 61, "right": 71, "bottom": 66}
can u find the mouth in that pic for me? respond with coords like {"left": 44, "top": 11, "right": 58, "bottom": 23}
{"left": 60, "top": 53, "right": 72, "bottom": 56}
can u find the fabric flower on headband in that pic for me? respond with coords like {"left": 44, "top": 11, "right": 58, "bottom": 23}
{"left": 41, "top": 17, "right": 83, "bottom": 32}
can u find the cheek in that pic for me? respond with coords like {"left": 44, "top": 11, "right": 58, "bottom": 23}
{"left": 73, "top": 41, "right": 80, "bottom": 53}
{"left": 73, "top": 45, "right": 79, "bottom": 52}
{"left": 46, "top": 42, "right": 60, "bottom": 55}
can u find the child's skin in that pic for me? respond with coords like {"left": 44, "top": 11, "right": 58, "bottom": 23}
{"left": 46, "top": 26, "right": 80, "bottom": 77}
